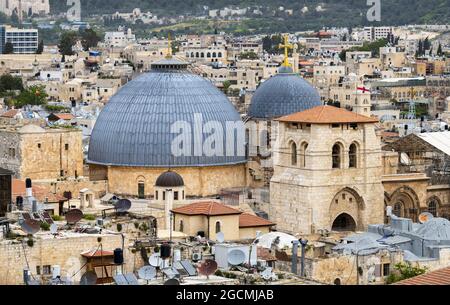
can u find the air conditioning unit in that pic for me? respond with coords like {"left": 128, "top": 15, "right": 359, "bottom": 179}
{"left": 192, "top": 252, "right": 202, "bottom": 262}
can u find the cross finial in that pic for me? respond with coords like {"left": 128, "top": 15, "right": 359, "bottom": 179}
{"left": 279, "top": 34, "right": 294, "bottom": 67}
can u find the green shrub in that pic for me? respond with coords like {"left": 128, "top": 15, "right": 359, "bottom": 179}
{"left": 40, "top": 222, "right": 50, "bottom": 231}
{"left": 83, "top": 214, "right": 96, "bottom": 221}
{"left": 51, "top": 215, "right": 63, "bottom": 221}
{"left": 386, "top": 263, "right": 428, "bottom": 284}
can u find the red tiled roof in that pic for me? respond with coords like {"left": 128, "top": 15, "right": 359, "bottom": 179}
{"left": 1, "top": 109, "right": 19, "bottom": 118}
{"left": 12, "top": 179, "right": 67, "bottom": 203}
{"left": 276, "top": 105, "right": 379, "bottom": 124}
{"left": 171, "top": 201, "right": 242, "bottom": 216}
{"left": 257, "top": 247, "right": 277, "bottom": 261}
{"left": 239, "top": 213, "right": 275, "bottom": 228}
{"left": 49, "top": 113, "right": 74, "bottom": 120}
{"left": 81, "top": 250, "right": 114, "bottom": 258}
{"left": 394, "top": 267, "right": 450, "bottom": 285}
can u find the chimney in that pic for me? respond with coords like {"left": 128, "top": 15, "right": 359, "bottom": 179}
{"left": 25, "top": 178, "right": 32, "bottom": 197}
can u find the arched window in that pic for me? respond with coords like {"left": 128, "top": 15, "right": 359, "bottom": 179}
{"left": 191, "top": 52, "right": 195, "bottom": 57}
{"left": 200, "top": 52, "right": 205, "bottom": 58}
{"left": 212, "top": 52, "right": 217, "bottom": 58}
{"left": 300, "top": 142, "right": 308, "bottom": 168}
{"left": 195, "top": 52, "right": 199, "bottom": 58}
{"left": 428, "top": 199, "right": 438, "bottom": 217}
{"left": 218, "top": 52, "right": 222, "bottom": 58}
{"left": 332, "top": 143, "right": 342, "bottom": 169}
{"left": 207, "top": 52, "right": 211, "bottom": 58}
{"left": 334, "top": 278, "right": 341, "bottom": 285}
{"left": 393, "top": 202, "right": 403, "bottom": 217}
{"left": 349, "top": 143, "right": 358, "bottom": 168}
{"left": 179, "top": 220, "right": 184, "bottom": 232}
{"left": 215, "top": 221, "right": 221, "bottom": 233}
{"left": 290, "top": 142, "right": 297, "bottom": 166}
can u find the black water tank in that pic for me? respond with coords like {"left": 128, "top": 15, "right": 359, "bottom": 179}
{"left": 160, "top": 243, "right": 171, "bottom": 259}
{"left": 25, "top": 178, "right": 32, "bottom": 188}
{"left": 113, "top": 248, "right": 124, "bottom": 265}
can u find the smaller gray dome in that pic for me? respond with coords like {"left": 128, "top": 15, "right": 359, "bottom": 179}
{"left": 155, "top": 171, "right": 185, "bottom": 187}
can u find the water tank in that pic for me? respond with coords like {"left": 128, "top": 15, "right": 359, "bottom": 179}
{"left": 160, "top": 243, "right": 171, "bottom": 259}
{"left": 113, "top": 248, "right": 124, "bottom": 265}
{"left": 173, "top": 249, "right": 181, "bottom": 262}
{"left": 52, "top": 265, "right": 61, "bottom": 279}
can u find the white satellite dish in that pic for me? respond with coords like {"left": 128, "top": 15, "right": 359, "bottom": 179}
{"left": 138, "top": 265, "right": 156, "bottom": 281}
{"left": 261, "top": 267, "right": 273, "bottom": 281}
{"left": 216, "top": 232, "right": 225, "bottom": 243}
{"left": 419, "top": 212, "right": 434, "bottom": 224}
{"left": 228, "top": 249, "right": 246, "bottom": 266}
{"left": 149, "top": 253, "right": 161, "bottom": 267}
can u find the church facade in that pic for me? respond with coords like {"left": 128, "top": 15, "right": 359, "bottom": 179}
{"left": 270, "top": 105, "right": 385, "bottom": 234}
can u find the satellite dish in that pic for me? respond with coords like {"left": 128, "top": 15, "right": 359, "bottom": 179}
{"left": 80, "top": 271, "right": 97, "bottom": 285}
{"left": 115, "top": 199, "right": 131, "bottom": 213}
{"left": 66, "top": 209, "right": 83, "bottom": 224}
{"left": 261, "top": 267, "right": 273, "bottom": 281}
{"left": 20, "top": 219, "right": 40, "bottom": 235}
{"left": 149, "top": 253, "right": 161, "bottom": 267}
{"left": 216, "top": 232, "right": 225, "bottom": 243}
{"left": 419, "top": 212, "right": 434, "bottom": 224}
{"left": 228, "top": 249, "right": 246, "bottom": 266}
{"left": 138, "top": 265, "right": 156, "bottom": 281}
{"left": 198, "top": 259, "right": 218, "bottom": 277}
{"left": 164, "top": 279, "right": 180, "bottom": 285}
{"left": 50, "top": 223, "right": 58, "bottom": 234}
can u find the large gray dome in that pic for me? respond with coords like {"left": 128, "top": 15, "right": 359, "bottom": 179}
{"left": 248, "top": 70, "right": 321, "bottom": 119}
{"left": 88, "top": 60, "right": 246, "bottom": 168}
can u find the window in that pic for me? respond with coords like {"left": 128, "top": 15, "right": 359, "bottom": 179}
{"left": 393, "top": 202, "right": 403, "bottom": 217}
{"left": 163, "top": 191, "right": 166, "bottom": 201}
{"left": 174, "top": 191, "right": 179, "bottom": 201}
{"left": 42, "top": 265, "right": 51, "bottom": 275}
{"left": 215, "top": 221, "right": 221, "bottom": 233}
{"left": 8, "top": 148, "right": 15, "bottom": 158}
{"left": 65, "top": 144, "right": 69, "bottom": 150}
{"left": 300, "top": 143, "right": 308, "bottom": 168}
{"left": 37, "top": 143, "right": 41, "bottom": 149}
{"left": 383, "top": 263, "right": 390, "bottom": 277}
{"left": 428, "top": 199, "right": 438, "bottom": 217}
{"left": 155, "top": 191, "right": 158, "bottom": 200}
{"left": 332, "top": 144, "right": 342, "bottom": 169}
{"left": 179, "top": 220, "right": 184, "bottom": 232}
{"left": 349, "top": 143, "right": 358, "bottom": 168}
{"left": 290, "top": 142, "right": 297, "bottom": 166}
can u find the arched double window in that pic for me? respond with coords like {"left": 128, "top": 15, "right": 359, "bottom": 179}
{"left": 349, "top": 143, "right": 358, "bottom": 168}
{"left": 393, "top": 202, "right": 403, "bottom": 217}
{"left": 300, "top": 142, "right": 308, "bottom": 168}
{"left": 290, "top": 142, "right": 297, "bottom": 166}
{"left": 332, "top": 143, "right": 343, "bottom": 169}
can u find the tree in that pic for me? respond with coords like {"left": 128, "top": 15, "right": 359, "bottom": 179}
{"left": 3, "top": 42, "right": 14, "bottom": 54}
{"left": 15, "top": 85, "right": 48, "bottom": 108}
{"left": 80, "top": 28, "right": 101, "bottom": 51}
{"left": 222, "top": 80, "right": 231, "bottom": 94}
{"left": 58, "top": 31, "right": 78, "bottom": 56}
{"left": 386, "top": 262, "right": 428, "bottom": 284}
{"left": 36, "top": 40, "right": 44, "bottom": 54}
{"left": 0, "top": 75, "right": 24, "bottom": 93}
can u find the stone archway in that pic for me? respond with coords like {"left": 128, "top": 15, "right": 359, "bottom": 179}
{"left": 386, "top": 186, "right": 420, "bottom": 222}
{"left": 332, "top": 213, "right": 357, "bottom": 232}
{"left": 329, "top": 187, "right": 365, "bottom": 231}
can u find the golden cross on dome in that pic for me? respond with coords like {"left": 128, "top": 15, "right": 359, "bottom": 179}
{"left": 279, "top": 34, "right": 293, "bottom": 67}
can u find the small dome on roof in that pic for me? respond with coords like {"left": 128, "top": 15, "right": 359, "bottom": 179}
{"left": 18, "top": 124, "right": 45, "bottom": 134}
{"left": 155, "top": 171, "right": 184, "bottom": 187}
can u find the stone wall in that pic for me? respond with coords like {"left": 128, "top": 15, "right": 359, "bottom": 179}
{"left": 106, "top": 164, "right": 248, "bottom": 198}
{"left": 0, "top": 233, "right": 140, "bottom": 285}
{"left": 35, "top": 179, "right": 108, "bottom": 200}
{"left": 0, "top": 130, "right": 21, "bottom": 176}
{"left": 270, "top": 122, "right": 385, "bottom": 235}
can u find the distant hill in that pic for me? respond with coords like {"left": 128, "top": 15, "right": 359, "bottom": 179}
{"left": 50, "top": 0, "right": 450, "bottom": 33}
